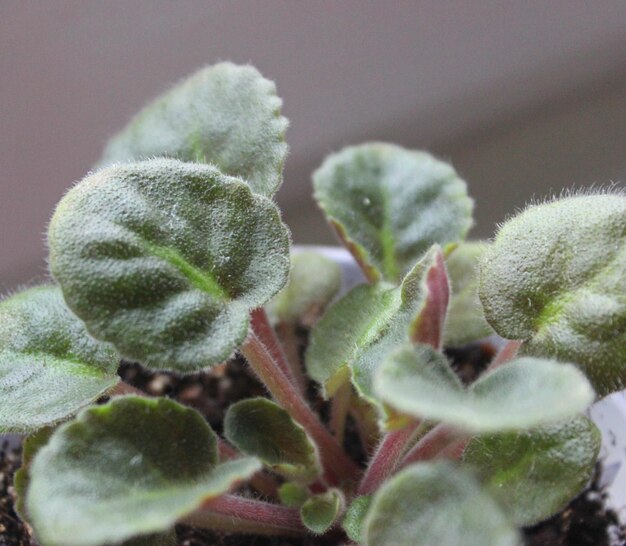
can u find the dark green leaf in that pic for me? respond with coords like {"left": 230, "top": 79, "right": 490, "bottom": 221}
{"left": 300, "top": 490, "right": 343, "bottom": 535}
{"left": 479, "top": 194, "right": 626, "bottom": 396}
{"left": 363, "top": 462, "right": 519, "bottom": 546}
{"left": 225, "top": 398, "right": 320, "bottom": 481}
{"left": 49, "top": 159, "right": 290, "bottom": 373}
{"left": 342, "top": 495, "right": 372, "bottom": 543}
{"left": 464, "top": 416, "right": 601, "bottom": 525}
{"left": 120, "top": 532, "right": 177, "bottom": 546}
{"left": 375, "top": 345, "right": 594, "bottom": 433}
{"left": 27, "top": 396, "right": 260, "bottom": 546}
{"left": 313, "top": 143, "right": 473, "bottom": 283}
{"left": 97, "top": 63, "right": 288, "bottom": 198}
{"left": 0, "top": 286, "right": 119, "bottom": 433}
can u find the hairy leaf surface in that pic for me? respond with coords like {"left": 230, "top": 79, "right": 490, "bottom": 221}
{"left": 363, "top": 462, "right": 518, "bottom": 546}
{"left": 464, "top": 416, "right": 600, "bottom": 525}
{"left": 300, "top": 490, "right": 343, "bottom": 535}
{"left": 0, "top": 286, "right": 119, "bottom": 433}
{"left": 98, "top": 63, "right": 288, "bottom": 198}
{"left": 49, "top": 159, "right": 290, "bottom": 372}
{"left": 479, "top": 194, "right": 626, "bottom": 395}
{"left": 313, "top": 143, "right": 473, "bottom": 283}
{"left": 342, "top": 495, "right": 372, "bottom": 543}
{"left": 27, "top": 397, "right": 260, "bottom": 546}
{"left": 375, "top": 345, "right": 594, "bottom": 433}
{"left": 225, "top": 398, "right": 320, "bottom": 481}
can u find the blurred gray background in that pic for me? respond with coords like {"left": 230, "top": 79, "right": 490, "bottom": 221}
{"left": 1, "top": 1, "right": 625, "bottom": 291}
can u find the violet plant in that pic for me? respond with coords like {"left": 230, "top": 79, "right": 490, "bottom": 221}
{"left": 0, "top": 62, "right": 624, "bottom": 546}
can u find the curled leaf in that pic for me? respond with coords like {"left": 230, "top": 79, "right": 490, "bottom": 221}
{"left": 479, "top": 194, "right": 626, "bottom": 396}
{"left": 0, "top": 286, "right": 119, "bottom": 433}
{"left": 313, "top": 143, "right": 473, "bottom": 283}
{"left": 224, "top": 398, "right": 320, "bottom": 481}
{"left": 98, "top": 62, "right": 288, "bottom": 198}
{"left": 27, "top": 396, "right": 260, "bottom": 546}
{"left": 49, "top": 159, "right": 290, "bottom": 373}
{"left": 363, "top": 461, "right": 518, "bottom": 546}
{"left": 300, "top": 489, "right": 343, "bottom": 535}
{"left": 375, "top": 344, "right": 594, "bottom": 433}
{"left": 464, "top": 416, "right": 601, "bottom": 525}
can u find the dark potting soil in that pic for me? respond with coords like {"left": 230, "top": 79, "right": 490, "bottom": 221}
{"left": 1, "top": 339, "right": 624, "bottom": 545}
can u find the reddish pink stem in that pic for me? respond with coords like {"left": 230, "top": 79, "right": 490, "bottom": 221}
{"left": 241, "top": 331, "right": 361, "bottom": 485}
{"left": 399, "top": 425, "right": 460, "bottom": 469}
{"left": 488, "top": 339, "right": 523, "bottom": 371}
{"left": 358, "top": 421, "right": 422, "bottom": 495}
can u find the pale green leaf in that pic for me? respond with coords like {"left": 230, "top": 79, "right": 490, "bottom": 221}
{"left": 300, "top": 489, "right": 343, "bottom": 535}
{"left": 49, "top": 159, "right": 290, "bottom": 373}
{"left": 479, "top": 194, "right": 626, "bottom": 396}
{"left": 306, "top": 246, "right": 443, "bottom": 400}
{"left": 0, "top": 286, "right": 120, "bottom": 433}
{"left": 444, "top": 242, "right": 493, "bottom": 345}
{"left": 313, "top": 143, "right": 473, "bottom": 283}
{"left": 342, "top": 495, "right": 372, "bottom": 543}
{"left": 98, "top": 62, "right": 288, "bottom": 198}
{"left": 464, "top": 415, "right": 601, "bottom": 525}
{"left": 363, "top": 462, "right": 518, "bottom": 546}
{"left": 27, "top": 396, "right": 260, "bottom": 546}
{"left": 224, "top": 398, "right": 320, "bottom": 481}
{"left": 278, "top": 482, "right": 309, "bottom": 507}
{"left": 266, "top": 251, "right": 341, "bottom": 326}
{"left": 375, "top": 345, "right": 594, "bottom": 433}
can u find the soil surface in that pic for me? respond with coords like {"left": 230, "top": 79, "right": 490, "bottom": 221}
{"left": 1, "top": 339, "right": 624, "bottom": 545}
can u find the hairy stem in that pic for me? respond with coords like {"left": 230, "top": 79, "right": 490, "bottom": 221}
{"left": 358, "top": 421, "right": 423, "bottom": 495}
{"left": 487, "top": 339, "right": 523, "bottom": 372}
{"left": 329, "top": 381, "right": 352, "bottom": 446}
{"left": 349, "top": 395, "right": 381, "bottom": 457}
{"left": 275, "top": 322, "right": 308, "bottom": 393}
{"left": 399, "top": 424, "right": 461, "bottom": 469}
{"left": 182, "top": 495, "right": 305, "bottom": 537}
{"left": 241, "top": 332, "right": 361, "bottom": 485}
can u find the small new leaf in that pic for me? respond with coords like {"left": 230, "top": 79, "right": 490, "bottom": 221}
{"left": 0, "top": 286, "right": 120, "bottom": 433}
{"left": 375, "top": 345, "right": 594, "bottom": 433}
{"left": 464, "top": 415, "right": 601, "bottom": 525}
{"left": 313, "top": 143, "right": 473, "bottom": 283}
{"left": 300, "top": 490, "right": 343, "bottom": 535}
{"left": 224, "top": 398, "right": 320, "bottom": 481}
{"left": 479, "top": 194, "right": 626, "bottom": 395}
{"left": 363, "top": 462, "right": 519, "bottom": 546}
{"left": 98, "top": 62, "right": 288, "bottom": 198}
{"left": 26, "top": 396, "right": 260, "bottom": 546}
{"left": 342, "top": 495, "right": 372, "bottom": 543}
{"left": 444, "top": 242, "right": 493, "bottom": 345}
{"left": 278, "top": 482, "right": 309, "bottom": 508}
{"left": 49, "top": 159, "right": 290, "bottom": 373}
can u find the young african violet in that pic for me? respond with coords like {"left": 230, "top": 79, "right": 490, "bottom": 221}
{"left": 0, "top": 61, "right": 623, "bottom": 546}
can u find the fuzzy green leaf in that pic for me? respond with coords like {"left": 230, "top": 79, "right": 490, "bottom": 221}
{"left": 0, "top": 286, "right": 120, "bottom": 433}
{"left": 306, "top": 246, "right": 444, "bottom": 400}
{"left": 375, "top": 345, "right": 594, "bottom": 433}
{"left": 224, "top": 398, "right": 320, "bottom": 481}
{"left": 464, "top": 415, "right": 601, "bottom": 525}
{"left": 342, "top": 495, "right": 372, "bottom": 543}
{"left": 479, "top": 194, "right": 626, "bottom": 396}
{"left": 313, "top": 143, "right": 473, "bottom": 283}
{"left": 121, "top": 532, "right": 177, "bottom": 546}
{"left": 97, "top": 63, "right": 288, "bottom": 198}
{"left": 267, "top": 252, "right": 342, "bottom": 326}
{"left": 444, "top": 242, "right": 493, "bottom": 345}
{"left": 49, "top": 159, "right": 290, "bottom": 373}
{"left": 300, "top": 490, "right": 343, "bottom": 535}
{"left": 278, "top": 482, "right": 309, "bottom": 508}
{"left": 363, "top": 462, "right": 518, "bottom": 546}
{"left": 27, "top": 396, "right": 260, "bottom": 546}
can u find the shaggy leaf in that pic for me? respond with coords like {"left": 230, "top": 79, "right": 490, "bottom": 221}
{"left": 224, "top": 398, "right": 319, "bottom": 481}
{"left": 98, "top": 63, "right": 288, "bottom": 198}
{"left": 363, "top": 462, "right": 518, "bottom": 546}
{"left": 267, "top": 252, "right": 342, "bottom": 326}
{"left": 464, "top": 415, "right": 601, "bottom": 525}
{"left": 342, "top": 495, "right": 372, "bottom": 543}
{"left": 375, "top": 345, "right": 594, "bottom": 433}
{"left": 444, "top": 242, "right": 493, "bottom": 345}
{"left": 278, "top": 482, "right": 309, "bottom": 508}
{"left": 0, "top": 286, "right": 119, "bottom": 433}
{"left": 479, "top": 194, "right": 626, "bottom": 396}
{"left": 306, "top": 246, "right": 445, "bottom": 400}
{"left": 313, "top": 143, "right": 473, "bottom": 283}
{"left": 27, "top": 397, "right": 260, "bottom": 546}
{"left": 49, "top": 159, "right": 290, "bottom": 373}
{"left": 300, "top": 490, "right": 343, "bottom": 535}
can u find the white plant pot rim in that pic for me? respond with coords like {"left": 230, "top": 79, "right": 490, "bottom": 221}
{"left": 295, "top": 244, "right": 626, "bottom": 521}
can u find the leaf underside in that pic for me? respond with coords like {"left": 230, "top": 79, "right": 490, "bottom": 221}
{"left": 300, "top": 490, "right": 342, "bottom": 535}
